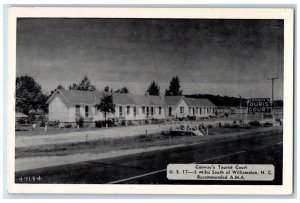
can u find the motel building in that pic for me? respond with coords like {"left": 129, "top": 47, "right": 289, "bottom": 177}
{"left": 46, "top": 89, "right": 216, "bottom": 123}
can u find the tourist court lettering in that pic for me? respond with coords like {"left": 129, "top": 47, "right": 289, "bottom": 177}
{"left": 248, "top": 98, "right": 272, "bottom": 113}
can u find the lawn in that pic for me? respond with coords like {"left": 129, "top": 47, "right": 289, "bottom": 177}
{"left": 15, "top": 126, "right": 281, "bottom": 159}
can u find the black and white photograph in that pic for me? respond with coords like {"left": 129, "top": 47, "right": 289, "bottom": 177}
{"left": 7, "top": 7, "right": 294, "bottom": 194}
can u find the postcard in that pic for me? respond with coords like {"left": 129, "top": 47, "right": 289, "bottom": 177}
{"left": 6, "top": 7, "right": 294, "bottom": 194}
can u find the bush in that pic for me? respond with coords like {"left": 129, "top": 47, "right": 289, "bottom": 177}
{"left": 65, "top": 123, "right": 72, "bottom": 128}
{"left": 18, "top": 118, "right": 27, "bottom": 124}
{"left": 95, "top": 120, "right": 115, "bottom": 128}
{"left": 48, "top": 120, "right": 59, "bottom": 127}
{"left": 263, "top": 122, "right": 273, "bottom": 127}
{"left": 187, "top": 115, "right": 196, "bottom": 121}
{"left": 76, "top": 116, "right": 84, "bottom": 128}
{"left": 249, "top": 120, "right": 261, "bottom": 127}
{"left": 179, "top": 117, "right": 187, "bottom": 121}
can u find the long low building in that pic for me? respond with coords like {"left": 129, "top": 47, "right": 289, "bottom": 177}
{"left": 46, "top": 89, "right": 216, "bottom": 123}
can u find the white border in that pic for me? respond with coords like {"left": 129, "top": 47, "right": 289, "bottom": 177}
{"left": 6, "top": 7, "right": 294, "bottom": 195}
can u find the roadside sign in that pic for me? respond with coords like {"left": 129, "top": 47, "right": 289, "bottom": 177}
{"left": 248, "top": 98, "right": 272, "bottom": 113}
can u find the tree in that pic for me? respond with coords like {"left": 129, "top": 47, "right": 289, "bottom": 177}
{"left": 115, "top": 86, "right": 129, "bottom": 94}
{"left": 49, "top": 84, "right": 65, "bottom": 97}
{"left": 165, "top": 76, "right": 182, "bottom": 96}
{"left": 104, "top": 86, "right": 110, "bottom": 93}
{"left": 95, "top": 94, "right": 116, "bottom": 121}
{"left": 69, "top": 74, "right": 96, "bottom": 91}
{"left": 16, "top": 75, "right": 48, "bottom": 114}
{"left": 146, "top": 80, "right": 160, "bottom": 96}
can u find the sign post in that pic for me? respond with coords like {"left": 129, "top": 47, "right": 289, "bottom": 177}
{"left": 245, "top": 100, "right": 249, "bottom": 124}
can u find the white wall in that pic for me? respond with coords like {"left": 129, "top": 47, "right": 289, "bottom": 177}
{"left": 174, "top": 99, "right": 190, "bottom": 118}
{"left": 49, "top": 94, "right": 216, "bottom": 122}
{"left": 48, "top": 94, "right": 70, "bottom": 122}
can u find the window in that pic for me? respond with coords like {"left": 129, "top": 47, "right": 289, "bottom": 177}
{"left": 169, "top": 107, "right": 172, "bottom": 116}
{"left": 119, "top": 106, "right": 122, "bottom": 117}
{"left": 189, "top": 107, "right": 191, "bottom": 114}
{"left": 142, "top": 106, "right": 145, "bottom": 114}
{"left": 159, "top": 107, "right": 161, "bottom": 115}
{"left": 151, "top": 107, "right": 154, "bottom": 116}
{"left": 127, "top": 106, "right": 130, "bottom": 115}
{"left": 193, "top": 107, "right": 195, "bottom": 115}
{"left": 133, "top": 106, "right": 136, "bottom": 117}
{"left": 85, "top": 106, "right": 89, "bottom": 117}
{"left": 200, "top": 108, "right": 202, "bottom": 115}
{"left": 146, "top": 107, "right": 149, "bottom": 116}
{"left": 195, "top": 107, "right": 198, "bottom": 114}
{"left": 180, "top": 107, "right": 184, "bottom": 113}
{"left": 75, "top": 105, "right": 80, "bottom": 117}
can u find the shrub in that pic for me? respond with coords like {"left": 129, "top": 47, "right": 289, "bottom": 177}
{"left": 48, "top": 120, "right": 59, "bottom": 127}
{"left": 95, "top": 120, "right": 115, "bottom": 128}
{"left": 65, "top": 123, "right": 72, "bottom": 128}
{"left": 76, "top": 116, "right": 84, "bottom": 128}
{"left": 263, "top": 122, "right": 273, "bottom": 127}
{"left": 249, "top": 120, "right": 261, "bottom": 127}
{"left": 18, "top": 118, "right": 27, "bottom": 124}
{"left": 95, "top": 120, "right": 103, "bottom": 128}
{"left": 207, "top": 125, "right": 213, "bottom": 128}
{"left": 187, "top": 115, "right": 196, "bottom": 121}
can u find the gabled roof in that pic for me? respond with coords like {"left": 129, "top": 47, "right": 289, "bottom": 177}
{"left": 47, "top": 89, "right": 104, "bottom": 105}
{"left": 163, "top": 96, "right": 184, "bottom": 106}
{"left": 185, "top": 98, "right": 216, "bottom": 107}
{"left": 15, "top": 112, "right": 28, "bottom": 118}
{"left": 113, "top": 93, "right": 164, "bottom": 106}
{"left": 47, "top": 90, "right": 164, "bottom": 106}
{"left": 47, "top": 90, "right": 216, "bottom": 107}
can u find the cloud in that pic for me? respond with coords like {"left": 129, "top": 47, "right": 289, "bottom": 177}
{"left": 16, "top": 18, "right": 284, "bottom": 99}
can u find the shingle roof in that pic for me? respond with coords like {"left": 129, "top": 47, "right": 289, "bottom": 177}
{"left": 50, "top": 90, "right": 165, "bottom": 106}
{"left": 15, "top": 112, "right": 28, "bottom": 118}
{"left": 186, "top": 98, "right": 216, "bottom": 107}
{"left": 49, "top": 90, "right": 215, "bottom": 107}
{"left": 163, "top": 96, "right": 184, "bottom": 106}
{"left": 55, "top": 89, "right": 104, "bottom": 105}
{"left": 113, "top": 93, "right": 164, "bottom": 106}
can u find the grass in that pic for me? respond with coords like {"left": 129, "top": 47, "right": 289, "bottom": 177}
{"left": 15, "top": 126, "right": 270, "bottom": 159}
{"left": 15, "top": 125, "right": 117, "bottom": 136}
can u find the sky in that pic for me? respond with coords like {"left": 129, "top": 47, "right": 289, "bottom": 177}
{"left": 16, "top": 18, "right": 284, "bottom": 99}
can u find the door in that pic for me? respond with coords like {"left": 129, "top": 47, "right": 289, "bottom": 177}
{"left": 169, "top": 107, "right": 172, "bottom": 116}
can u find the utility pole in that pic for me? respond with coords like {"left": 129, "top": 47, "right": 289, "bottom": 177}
{"left": 267, "top": 77, "right": 279, "bottom": 122}
{"left": 238, "top": 95, "right": 242, "bottom": 119}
